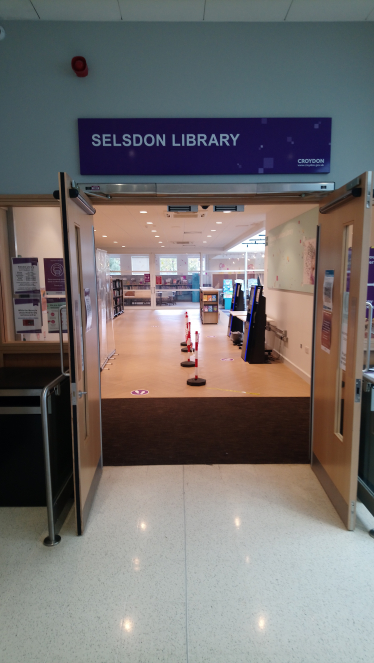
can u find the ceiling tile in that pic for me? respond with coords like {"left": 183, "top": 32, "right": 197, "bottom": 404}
{"left": 287, "top": 0, "right": 374, "bottom": 22}
{"left": 32, "top": 0, "right": 121, "bottom": 21}
{"left": 118, "top": 0, "right": 205, "bottom": 22}
{"left": 0, "top": 0, "right": 38, "bottom": 20}
{"left": 205, "top": 0, "right": 291, "bottom": 22}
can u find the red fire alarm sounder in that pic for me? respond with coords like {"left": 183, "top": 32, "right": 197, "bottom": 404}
{"left": 71, "top": 56, "right": 88, "bottom": 78}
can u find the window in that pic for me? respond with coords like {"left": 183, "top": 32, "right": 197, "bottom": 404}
{"left": 188, "top": 257, "right": 200, "bottom": 273}
{"left": 109, "top": 257, "right": 121, "bottom": 273}
{"left": 131, "top": 255, "right": 149, "bottom": 274}
{"left": 160, "top": 257, "right": 177, "bottom": 274}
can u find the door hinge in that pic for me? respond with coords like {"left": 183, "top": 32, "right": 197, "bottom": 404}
{"left": 351, "top": 500, "right": 356, "bottom": 515}
{"left": 70, "top": 382, "right": 77, "bottom": 406}
{"left": 355, "top": 379, "right": 361, "bottom": 403}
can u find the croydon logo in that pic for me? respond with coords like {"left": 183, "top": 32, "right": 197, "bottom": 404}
{"left": 298, "top": 158, "right": 325, "bottom": 166}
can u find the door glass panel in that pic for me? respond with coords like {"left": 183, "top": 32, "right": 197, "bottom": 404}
{"left": 336, "top": 224, "right": 353, "bottom": 439}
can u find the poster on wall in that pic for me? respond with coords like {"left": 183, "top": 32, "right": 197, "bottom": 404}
{"left": 144, "top": 274, "right": 150, "bottom": 283}
{"left": 47, "top": 299, "right": 67, "bottom": 333}
{"left": 44, "top": 258, "right": 65, "bottom": 296}
{"left": 13, "top": 298, "right": 42, "bottom": 334}
{"left": 321, "top": 270, "right": 334, "bottom": 354}
{"left": 267, "top": 208, "right": 318, "bottom": 294}
{"left": 11, "top": 258, "right": 40, "bottom": 294}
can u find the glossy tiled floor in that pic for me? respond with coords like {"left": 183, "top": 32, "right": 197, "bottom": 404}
{"left": 1, "top": 465, "right": 374, "bottom": 663}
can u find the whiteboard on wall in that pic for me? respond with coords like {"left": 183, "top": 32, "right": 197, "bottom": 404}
{"left": 267, "top": 207, "right": 318, "bottom": 293}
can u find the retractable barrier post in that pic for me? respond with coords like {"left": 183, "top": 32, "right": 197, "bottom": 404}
{"left": 181, "top": 311, "right": 188, "bottom": 346}
{"left": 182, "top": 320, "right": 194, "bottom": 353}
{"left": 181, "top": 321, "right": 195, "bottom": 367}
{"left": 187, "top": 331, "right": 206, "bottom": 386}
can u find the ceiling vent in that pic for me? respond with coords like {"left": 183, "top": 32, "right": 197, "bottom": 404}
{"left": 184, "top": 231, "right": 202, "bottom": 234}
{"left": 165, "top": 212, "right": 206, "bottom": 218}
{"left": 213, "top": 205, "right": 244, "bottom": 212}
{"left": 171, "top": 241, "right": 195, "bottom": 245}
{"left": 168, "top": 205, "right": 198, "bottom": 213}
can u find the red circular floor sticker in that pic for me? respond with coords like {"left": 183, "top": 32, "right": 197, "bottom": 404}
{"left": 221, "top": 358, "right": 234, "bottom": 361}
{"left": 131, "top": 390, "right": 149, "bottom": 395}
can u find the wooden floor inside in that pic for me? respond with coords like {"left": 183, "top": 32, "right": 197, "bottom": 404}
{"left": 101, "top": 309, "right": 310, "bottom": 465}
{"left": 101, "top": 308, "right": 310, "bottom": 399}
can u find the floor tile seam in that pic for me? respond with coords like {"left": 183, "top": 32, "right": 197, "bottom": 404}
{"left": 182, "top": 465, "right": 189, "bottom": 663}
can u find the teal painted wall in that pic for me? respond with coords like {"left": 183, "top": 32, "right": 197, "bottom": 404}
{"left": 0, "top": 21, "right": 374, "bottom": 193}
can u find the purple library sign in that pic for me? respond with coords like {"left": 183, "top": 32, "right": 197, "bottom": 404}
{"left": 78, "top": 117, "right": 331, "bottom": 176}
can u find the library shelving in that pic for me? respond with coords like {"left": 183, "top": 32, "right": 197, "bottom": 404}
{"left": 200, "top": 287, "right": 219, "bottom": 324}
{"left": 112, "top": 278, "right": 124, "bottom": 317}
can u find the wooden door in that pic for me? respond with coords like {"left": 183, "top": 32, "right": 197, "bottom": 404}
{"left": 59, "top": 173, "right": 102, "bottom": 535}
{"left": 312, "top": 172, "right": 372, "bottom": 530}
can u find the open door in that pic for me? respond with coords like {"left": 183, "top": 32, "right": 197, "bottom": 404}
{"left": 312, "top": 172, "right": 372, "bottom": 530}
{"left": 59, "top": 173, "right": 102, "bottom": 535}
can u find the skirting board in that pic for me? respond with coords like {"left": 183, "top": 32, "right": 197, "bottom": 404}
{"left": 311, "top": 452, "right": 351, "bottom": 530}
{"left": 277, "top": 353, "right": 311, "bottom": 385}
{"left": 102, "top": 397, "right": 310, "bottom": 466}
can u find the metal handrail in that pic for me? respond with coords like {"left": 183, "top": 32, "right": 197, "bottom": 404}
{"left": 366, "top": 301, "right": 373, "bottom": 372}
{"left": 41, "top": 373, "right": 66, "bottom": 547}
{"left": 59, "top": 305, "right": 69, "bottom": 377}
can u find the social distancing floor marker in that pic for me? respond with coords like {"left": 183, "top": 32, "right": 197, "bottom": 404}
{"left": 207, "top": 388, "right": 260, "bottom": 395}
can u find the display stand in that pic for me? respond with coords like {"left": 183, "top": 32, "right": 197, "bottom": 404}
{"left": 200, "top": 288, "right": 219, "bottom": 324}
{"left": 112, "top": 278, "right": 124, "bottom": 317}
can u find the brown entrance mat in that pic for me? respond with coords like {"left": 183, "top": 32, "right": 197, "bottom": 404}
{"left": 102, "top": 397, "right": 310, "bottom": 465}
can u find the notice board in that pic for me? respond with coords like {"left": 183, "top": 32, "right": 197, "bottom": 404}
{"left": 267, "top": 207, "right": 318, "bottom": 293}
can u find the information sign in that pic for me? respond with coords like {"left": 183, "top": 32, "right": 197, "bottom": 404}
{"left": 44, "top": 258, "right": 65, "bottom": 296}
{"left": 12, "top": 258, "right": 40, "bottom": 294}
{"left": 78, "top": 117, "right": 331, "bottom": 176}
{"left": 13, "top": 298, "right": 42, "bottom": 333}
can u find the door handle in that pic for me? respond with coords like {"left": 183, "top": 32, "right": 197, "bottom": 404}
{"left": 78, "top": 391, "right": 87, "bottom": 398}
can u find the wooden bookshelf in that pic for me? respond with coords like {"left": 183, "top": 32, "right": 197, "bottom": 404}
{"left": 200, "top": 288, "right": 219, "bottom": 324}
{"left": 112, "top": 278, "right": 124, "bottom": 317}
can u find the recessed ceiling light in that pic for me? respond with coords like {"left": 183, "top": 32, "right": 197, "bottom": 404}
{"left": 211, "top": 229, "right": 216, "bottom": 232}
{"left": 158, "top": 241, "right": 162, "bottom": 243}
{"left": 223, "top": 210, "right": 231, "bottom": 214}
{"left": 102, "top": 235, "right": 107, "bottom": 237}
{"left": 216, "top": 222, "right": 222, "bottom": 225}
{"left": 140, "top": 211, "right": 147, "bottom": 214}
{"left": 151, "top": 230, "right": 157, "bottom": 233}
{"left": 203, "top": 241, "right": 207, "bottom": 243}
{"left": 207, "top": 235, "right": 212, "bottom": 237}
{"left": 155, "top": 235, "right": 160, "bottom": 237}
{"left": 114, "top": 241, "right": 118, "bottom": 243}
{"left": 146, "top": 221, "right": 153, "bottom": 224}
{"left": 161, "top": 245, "right": 165, "bottom": 247}
{"left": 94, "top": 229, "right": 97, "bottom": 232}
{"left": 122, "top": 245, "right": 126, "bottom": 247}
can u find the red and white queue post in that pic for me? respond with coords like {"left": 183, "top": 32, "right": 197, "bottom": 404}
{"left": 187, "top": 331, "right": 206, "bottom": 386}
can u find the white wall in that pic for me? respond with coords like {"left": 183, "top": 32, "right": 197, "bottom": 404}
{"left": 264, "top": 205, "right": 318, "bottom": 383}
{"left": 1, "top": 22, "right": 374, "bottom": 193}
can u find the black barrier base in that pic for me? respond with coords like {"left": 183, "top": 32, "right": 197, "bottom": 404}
{"left": 181, "top": 360, "right": 195, "bottom": 367}
{"left": 181, "top": 346, "right": 194, "bottom": 353}
{"left": 180, "top": 341, "right": 187, "bottom": 346}
{"left": 187, "top": 377, "right": 206, "bottom": 386}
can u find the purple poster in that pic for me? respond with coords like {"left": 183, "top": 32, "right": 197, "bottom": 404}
{"left": 44, "top": 258, "right": 65, "bottom": 296}
{"left": 144, "top": 274, "right": 150, "bottom": 283}
{"left": 78, "top": 117, "right": 331, "bottom": 176}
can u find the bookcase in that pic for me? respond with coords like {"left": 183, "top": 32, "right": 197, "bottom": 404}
{"left": 200, "top": 288, "right": 219, "bottom": 324}
{"left": 112, "top": 278, "right": 124, "bottom": 317}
